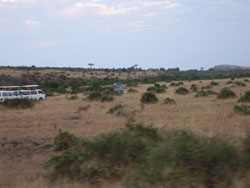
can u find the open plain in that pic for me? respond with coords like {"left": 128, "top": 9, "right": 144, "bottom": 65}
{"left": 1, "top": 77, "right": 250, "bottom": 188}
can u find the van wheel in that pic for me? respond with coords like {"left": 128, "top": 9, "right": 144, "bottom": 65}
{"left": 39, "top": 98, "right": 43, "bottom": 101}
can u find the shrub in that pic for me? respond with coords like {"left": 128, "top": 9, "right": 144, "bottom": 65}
{"left": 47, "top": 124, "right": 242, "bottom": 188}
{"left": 175, "top": 87, "right": 189, "bottom": 95}
{"left": 217, "top": 88, "right": 236, "bottom": 99}
{"left": 3, "top": 98, "right": 35, "bottom": 109}
{"left": 244, "top": 79, "right": 249, "bottom": 82}
{"left": 88, "top": 91, "right": 102, "bottom": 100}
{"left": 242, "top": 135, "right": 250, "bottom": 168}
{"left": 140, "top": 92, "right": 158, "bottom": 103}
{"left": 47, "top": 124, "right": 160, "bottom": 182}
{"left": 108, "top": 104, "right": 124, "bottom": 114}
{"left": 54, "top": 130, "right": 80, "bottom": 151}
{"left": 127, "top": 81, "right": 138, "bottom": 87}
{"left": 128, "top": 88, "right": 138, "bottom": 93}
{"left": 238, "top": 90, "right": 250, "bottom": 102}
{"left": 227, "top": 81, "right": 233, "bottom": 85}
{"left": 101, "top": 95, "right": 114, "bottom": 102}
{"left": 163, "top": 98, "right": 176, "bottom": 105}
{"left": 147, "top": 84, "right": 166, "bottom": 93}
{"left": 170, "top": 82, "right": 183, "bottom": 87}
{"left": 125, "top": 131, "right": 238, "bottom": 188}
{"left": 195, "top": 90, "right": 217, "bottom": 97}
{"left": 210, "top": 81, "right": 219, "bottom": 86}
{"left": 190, "top": 84, "right": 198, "bottom": 92}
{"left": 202, "top": 85, "right": 212, "bottom": 90}
{"left": 235, "top": 81, "right": 246, "bottom": 87}
{"left": 234, "top": 105, "right": 250, "bottom": 115}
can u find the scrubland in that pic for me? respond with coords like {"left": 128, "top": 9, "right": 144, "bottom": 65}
{"left": 1, "top": 78, "right": 250, "bottom": 188}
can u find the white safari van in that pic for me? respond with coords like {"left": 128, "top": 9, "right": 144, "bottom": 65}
{"left": 0, "top": 85, "right": 46, "bottom": 102}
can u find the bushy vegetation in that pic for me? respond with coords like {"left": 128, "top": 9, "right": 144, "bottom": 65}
{"left": 175, "top": 87, "right": 189, "bottom": 95}
{"left": 140, "top": 92, "right": 158, "bottom": 103}
{"left": 147, "top": 83, "right": 166, "bottom": 93}
{"left": 202, "top": 85, "right": 212, "bottom": 90}
{"left": 210, "top": 81, "right": 219, "bottom": 86}
{"left": 170, "top": 82, "right": 184, "bottom": 87}
{"left": 238, "top": 90, "right": 250, "bottom": 102}
{"left": 3, "top": 98, "right": 35, "bottom": 109}
{"left": 88, "top": 91, "right": 102, "bottom": 100}
{"left": 47, "top": 124, "right": 250, "bottom": 188}
{"left": 195, "top": 90, "right": 217, "bottom": 97}
{"left": 217, "top": 88, "right": 236, "bottom": 99}
{"left": 235, "top": 81, "right": 246, "bottom": 87}
{"left": 127, "top": 88, "right": 138, "bottom": 93}
{"left": 108, "top": 104, "right": 125, "bottom": 114}
{"left": 234, "top": 105, "right": 250, "bottom": 115}
{"left": 163, "top": 97, "right": 176, "bottom": 105}
{"left": 190, "top": 84, "right": 198, "bottom": 92}
{"left": 101, "top": 94, "right": 114, "bottom": 102}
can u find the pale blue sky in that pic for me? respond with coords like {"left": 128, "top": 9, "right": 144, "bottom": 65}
{"left": 0, "top": 0, "right": 250, "bottom": 70}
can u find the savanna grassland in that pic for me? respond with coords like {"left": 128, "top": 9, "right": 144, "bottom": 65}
{"left": 1, "top": 68, "right": 250, "bottom": 188}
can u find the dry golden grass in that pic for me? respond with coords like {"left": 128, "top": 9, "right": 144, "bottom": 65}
{"left": 0, "top": 78, "right": 250, "bottom": 187}
{"left": 0, "top": 68, "right": 157, "bottom": 80}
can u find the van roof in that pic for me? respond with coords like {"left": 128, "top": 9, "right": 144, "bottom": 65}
{"left": 0, "top": 85, "right": 39, "bottom": 89}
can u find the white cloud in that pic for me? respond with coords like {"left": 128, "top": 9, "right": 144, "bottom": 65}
{"left": 128, "top": 20, "right": 152, "bottom": 32}
{"left": 24, "top": 19, "right": 42, "bottom": 25}
{"left": 39, "top": 41, "right": 56, "bottom": 47}
{"left": 58, "top": 1, "right": 140, "bottom": 18}
{"left": 0, "top": 0, "right": 16, "bottom": 3}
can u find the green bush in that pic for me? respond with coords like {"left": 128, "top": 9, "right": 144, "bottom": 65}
{"left": 242, "top": 135, "right": 250, "bottom": 168}
{"left": 54, "top": 130, "right": 80, "bottom": 151}
{"left": 238, "top": 90, "right": 250, "bottom": 102}
{"left": 47, "top": 124, "right": 160, "bottom": 182}
{"left": 170, "top": 82, "right": 183, "bottom": 87}
{"left": 210, "top": 81, "right": 219, "bottom": 86}
{"left": 88, "top": 91, "right": 102, "bottom": 100}
{"left": 147, "top": 84, "right": 166, "bottom": 93}
{"left": 140, "top": 92, "right": 158, "bottom": 103}
{"left": 128, "top": 88, "right": 138, "bottom": 93}
{"left": 47, "top": 124, "right": 247, "bottom": 188}
{"left": 190, "top": 84, "right": 198, "bottom": 92}
{"left": 202, "top": 85, "right": 212, "bottom": 90}
{"left": 235, "top": 81, "right": 246, "bottom": 87}
{"left": 234, "top": 105, "right": 250, "bottom": 115}
{"left": 108, "top": 104, "right": 124, "bottom": 114}
{"left": 163, "top": 98, "right": 176, "bottom": 105}
{"left": 195, "top": 90, "right": 217, "bottom": 97}
{"left": 3, "top": 98, "right": 35, "bottom": 109}
{"left": 175, "top": 87, "right": 189, "bottom": 95}
{"left": 217, "top": 88, "right": 236, "bottom": 99}
{"left": 126, "top": 131, "right": 238, "bottom": 188}
{"left": 101, "top": 95, "right": 114, "bottom": 102}
{"left": 244, "top": 79, "right": 249, "bottom": 82}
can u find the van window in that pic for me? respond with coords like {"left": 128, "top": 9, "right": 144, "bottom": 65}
{"left": 8, "top": 92, "right": 13, "bottom": 96}
{"left": 3, "top": 92, "right": 8, "bottom": 97}
{"left": 0, "top": 92, "right": 1, "bottom": 97}
{"left": 38, "top": 90, "right": 44, "bottom": 94}
{"left": 31, "top": 91, "right": 37, "bottom": 95}
{"left": 13, "top": 91, "right": 20, "bottom": 96}
{"left": 21, "top": 91, "right": 31, "bottom": 95}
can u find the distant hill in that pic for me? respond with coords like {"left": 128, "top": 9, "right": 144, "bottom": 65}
{"left": 212, "top": 65, "right": 250, "bottom": 71}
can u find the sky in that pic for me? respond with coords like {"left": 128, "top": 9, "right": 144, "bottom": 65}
{"left": 0, "top": 0, "right": 250, "bottom": 70}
